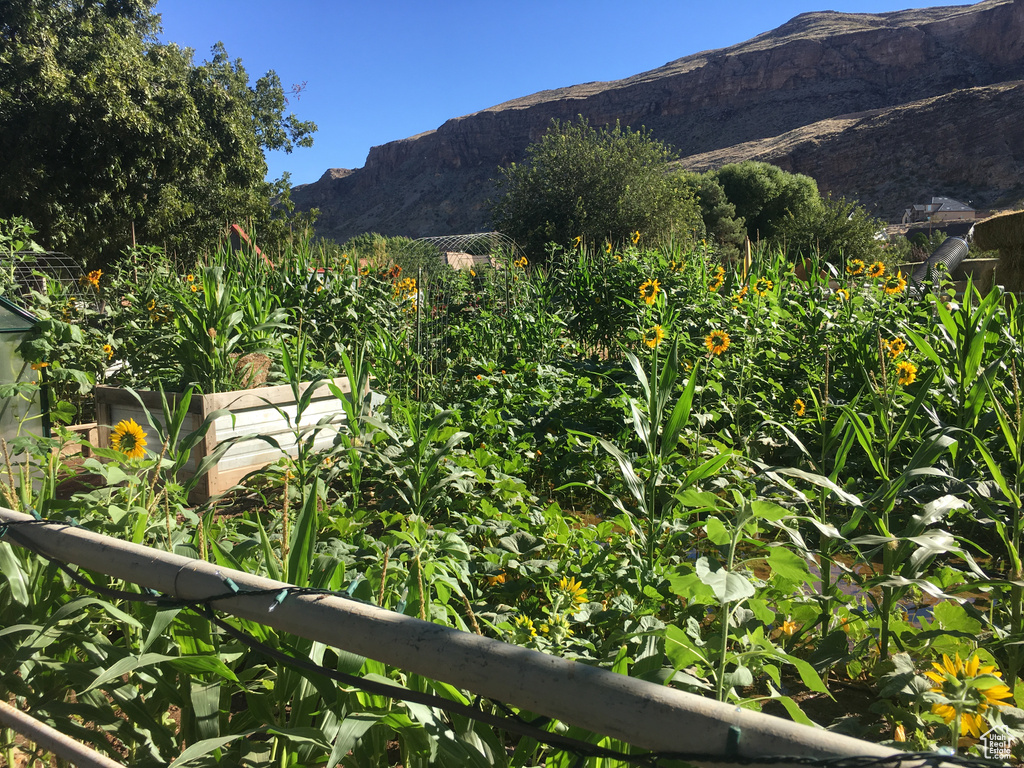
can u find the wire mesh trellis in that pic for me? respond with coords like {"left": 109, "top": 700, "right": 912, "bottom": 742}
{"left": 399, "top": 233, "right": 530, "bottom": 390}
{"left": 415, "top": 231, "right": 526, "bottom": 270}
{"left": 0, "top": 251, "right": 88, "bottom": 303}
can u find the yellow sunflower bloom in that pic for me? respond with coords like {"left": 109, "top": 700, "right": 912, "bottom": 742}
{"left": 754, "top": 277, "right": 773, "bottom": 296}
{"left": 512, "top": 615, "right": 537, "bottom": 640}
{"left": 883, "top": 271, "right": 907, "bottom": 295}
{"left": 643, "top": 325, "right": 665, "bottom": 348}
{"left": 82, "top": 269, "right": 102, "bottom": 289}
{"left": 639, "top": 279, "right": 660, "bottom": 305}
{"left": 846, "top": 259, "right": 865, "bottom": 276}
{"left": 558, "top": 576, "right": 588, "bottom": 607}
{"left": 834, "top": 288, "right": 850, "bottom": 301}
{"left": 895, "top": 360, "right": 917, "bottom": 386}
{"left": 631, "top": 230, "right": 641, "bottom": 244}
{"left": 885, "top": 337, "right": 907, "bottom": 359}
{"left": 867, "top": 261, "right": 886, "bottom": 279}
{"left": 103, "top": 344, "right": 113, "bottom": 360}
{"left": 705, "top": 330, "right": 730, "bottom": 356}
{"left": 111, "top": 418, "right": 148, "bottom": 460}
{"left": 925, "top": 653, "right": 1013, "bottom": 739}
{"left": 792, "top": 398, "right": 806, "bottom": 417}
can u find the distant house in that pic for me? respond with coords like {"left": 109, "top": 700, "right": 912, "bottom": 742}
{"left": 902, "top": 197, "right": 979, "bottom": 224}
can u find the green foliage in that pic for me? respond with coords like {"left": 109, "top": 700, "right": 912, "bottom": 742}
{"left": 0, "top": 0, "right": 316, "bottom": 264}
{"left": 712, "top": 161, "right": 820, "bottom": 244}
{"left": 12, "top": 231, "right": 1024, "bottom": 764}
{"left": 340, "top": 232, "right": 445, "bottom": 279}
{"left": 675, "top": 170, "right": 747, "bottom": 259}
{"left": 776, "top": 194, "right": 886, "bottom": 265}
{"left": 489, "top": 117, "right": 703, "bottom": 259}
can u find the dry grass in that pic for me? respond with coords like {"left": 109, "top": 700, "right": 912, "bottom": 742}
{"left": 974, "top": 209, "right": 1024, "bottom": 251}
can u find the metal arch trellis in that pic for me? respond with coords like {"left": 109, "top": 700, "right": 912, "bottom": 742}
{"left": 0, "top": 251, "right": 89, "bottom": 303}
{"left": 403, "top": 232, "right": 529, "bottom": 390}
{"left": 414, "top": 231, "right": 526, "bottom": 266}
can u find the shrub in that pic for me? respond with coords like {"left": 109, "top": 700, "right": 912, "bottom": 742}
{"left": 489, "top": 117, "right": 703, "bottom": 260}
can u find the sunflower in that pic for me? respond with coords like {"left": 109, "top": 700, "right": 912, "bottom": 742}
{"left": 895, "top": 360, "right": 917, "bottom": 386}
{"left": 733, "top": 285, "right": 749, "bottom": 304}
{"left": 883, "top": 271, "right": 908, "bottom": 295}
{"left": 514, "top": 256, "right": 528, "bottom": 269}
{"left": 639, "top": 279, "right": 661, "bottom": 305}
{"left": 708, "top": 266, "right": 725, "bottom": 292}
{"left": 82, "top": 269, "right": 102, "bottom": 289}
{"left": 705, "top": 330, "right": 730, "bottom": 356}
{"left": 834, "top": 288, "right": 850, "bottom": 302}
{"left": 631, "top": 230, "right": 641, "bottom": 244}
{"left": 867, "top": 261, "right": 886, "bottom": 279}
{"left": 512, "top": 615, "right": 537, "bottom": 641}
{"left": 186, "top": 274, "right": 195, "bottom": 283}
{"left": 110, "top": 418, "right": 147, "bottom": 460}
{"left": 846, "top": 259, "right": 865, "bottom": 276}
{"left": 103, "top": 344, "right": 113, "bottom": 360}
{"left": 754, "top": 277, "right": 773, "bottom": 296}
{"left": 541, "top": 613, "right": 574, "bottom": 640}
{"left": 558, "top": 576, "right": 588, "bottom": 607}
{"left": 885, "top": 337, "right": 907, "bottom": 359}
{"left": 793, "top": 398, "right": 806, "bottom": 417}
{"left": 925, "top": 653, "right": 1013, "bottom": 738}
{"left": 393, "top": 276, "right": 418, "bottom": 302}
{"left": 643, "top": 324, "right": 665, "bottom": 348}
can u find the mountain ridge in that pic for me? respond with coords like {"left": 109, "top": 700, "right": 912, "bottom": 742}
{"left": 292, "top": 0, "right": 1024, "bottom": 243}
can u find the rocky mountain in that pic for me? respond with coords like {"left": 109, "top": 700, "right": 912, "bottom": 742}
{"left": 292, "top": 0, "right": 1024, "bottom": 243}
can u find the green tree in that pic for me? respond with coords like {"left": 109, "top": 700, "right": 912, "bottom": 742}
{"left": 713, "top": 161, "right": 820, "bottom": 244}
{"left": 676, "top": 170, "right": 747, "bottom": 260}
{"left": 0, "top": 0, "right": 316, "bottom": 264}
{"left": 775, "top": 194, "right": 885, "bottom": 265}
{"left": 489, "top": 118, "right": 702, "bottom": 259}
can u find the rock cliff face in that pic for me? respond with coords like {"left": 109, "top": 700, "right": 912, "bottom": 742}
{"left": 292, "top": 0, "right": 1024, "bottom": 243}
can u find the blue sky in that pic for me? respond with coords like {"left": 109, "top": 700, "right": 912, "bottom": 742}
{"left": 157, "top": 1, "right": 970, "bottom": 186}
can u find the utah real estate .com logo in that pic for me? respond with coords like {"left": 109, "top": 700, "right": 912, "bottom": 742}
{"left": 979, "top": 726, "right": 1014, "bottom": 761}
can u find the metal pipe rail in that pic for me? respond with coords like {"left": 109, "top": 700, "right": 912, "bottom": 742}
{"left": 0, "top": 508, "right": 906, "bottom": 767}
{"left": 0, "top": 699, "right": 125, "bottom": 768}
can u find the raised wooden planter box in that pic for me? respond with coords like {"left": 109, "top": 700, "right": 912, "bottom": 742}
{"left": 62, "top": 422, "right": 98, "bottom": 457}
{"left": 94, "top": 378, "right": 358, "bottom": 499}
